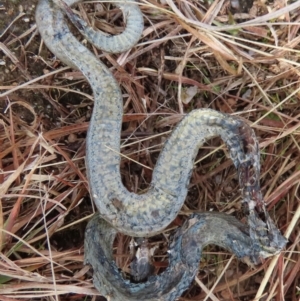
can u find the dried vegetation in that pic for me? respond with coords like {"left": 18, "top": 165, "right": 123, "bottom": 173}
{"left": 0, "top": 0, "right": 299, "bottom": 300}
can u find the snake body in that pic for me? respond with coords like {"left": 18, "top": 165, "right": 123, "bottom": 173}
{"left": 35, "top": 1, "right": 287, "bottom": 300}
{"left": 85, "top": 212, "right": 268, "bottom": 301}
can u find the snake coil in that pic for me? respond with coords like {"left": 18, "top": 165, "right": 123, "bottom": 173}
{"left": 36, "top": 1, "right": 287, "bottom": 300}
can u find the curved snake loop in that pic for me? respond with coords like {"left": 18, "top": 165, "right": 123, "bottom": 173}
{"left": 36, "top": 1, "right": 287, "bottom": 300}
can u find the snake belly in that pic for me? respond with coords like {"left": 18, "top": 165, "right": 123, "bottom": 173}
{"left": 35, "top": 1, "right": 287, "bottom": 300}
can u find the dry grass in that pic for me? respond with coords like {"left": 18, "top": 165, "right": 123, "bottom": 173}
{"left": 0, "top": 0, "right": 299, "bottom": 300}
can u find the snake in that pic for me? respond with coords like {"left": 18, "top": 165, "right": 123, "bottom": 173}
{"left": 35, "top": 1, "right": 287, "bottom": 300}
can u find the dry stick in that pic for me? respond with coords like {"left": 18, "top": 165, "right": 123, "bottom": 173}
{"left": 137, "top": 68, "right": 210, "bottom": 90}
{"left": 124, "top": 143, "right": 164, "bottom": 158}
{"left": 0, "top": 83, "right": 94, "bottom": 101}
{"left": 260, "top": 122, "right": 300, "bottom": 150}
{"left": 41, "top": 192, "right": 59, "bottom": 301}
{"left": 253, "top": 257, "right": 281, "bottom": 300}
{"left": 265, "top": 250, "right": 285, "bottom": 301}
{"left": 242, "top": 66, "right": 274, "bottom": 108}
{"left": 242, "top": 65, "right": 300, "bottom": 128}
{"left": 0, "top": 12, "right": 26, "bottom": 38}
{"left": 5, "top": 25, "right": 37, "bottom": 47}
{"left": 0, "top": 67, "right": 70, "bottom": 98}
{"left": 7, "top": 99, "right": 20, "bottom": 186}
{"left": 267, "top": 170, "right": 300, "bottom": 209}
{"left": 177, "top": 37, "right": 195, "bottom": 114}
{"left": 285, "top": 203, "right": 300, "bottom": 239}
{"left": 194, "top": 278, "right": 220, "bottom": 301}
{"left": 0, "top": 282, "right": 99, "bottom": 296}
{"left": 254, "top": 85, "right": 300, "bottom": 125}
{"left": 1, "top": 229, "right": 69, "bottom": 277}
{"left": 254, "top": 204, "right": 300, "bottom": 299}
{"left": 0, "top": 194, "right": 3, "bottom": 248}
{"left": 51, "top": 141, "right": 88, "bottom": 187}
{"left": 55, "top": 213, "right": 94, "bottom": 233}
{"left": 1, "top": 137, "right": 40, "bottom": 246}
{"left": 169, "top": 0, "right": 300, "bottom": 126}
{"left": 163, "top": 0, "right": 300, "bottom": 31}
{"left": 213, "top": 30, "right": 300, "bottom": 57}
{"left": 282, "top": 232, "right": 300, "bottom": 295}
{"left": 125, "top": 24, "right": 183, "bottom": 64}
{"left": 121, "top": 130, "right": 172, "bottom": 148}
{"left": 5, "top": 99, "right": 38, "bottom": 129}
{"left": 0, "top": 40, "right": 65, "bottom": 113}
{"left": 265, "top": 278, "right": 281, "bottom": 301}
{"left": 264, "top": 155, "right": 291, "bottom": 200}
{"left": 195, "top": 265, "right": 267, "bottom": 299}
{"left": 202, "top": 256, "right": 235, "bottom": 301}
{"left": 105, "top": 145, "right": 153, "bottom": 170}
{"left": 15, "top": 187, "right": 77, "bottom": 246}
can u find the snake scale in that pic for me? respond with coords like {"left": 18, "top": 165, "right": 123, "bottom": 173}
{"left": 35, "top": 1, "right": 287, "bottom": 300}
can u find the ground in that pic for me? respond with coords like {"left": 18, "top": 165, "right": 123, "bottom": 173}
{"left": 0, "top": 0, "right": 299, "bottom": 300}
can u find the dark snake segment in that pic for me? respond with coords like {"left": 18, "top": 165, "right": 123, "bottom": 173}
{"left": 85, "top": 212, "right": 268, "bottom": 301}
{"left": 35, "top": 1, "right": 287, "bottom": 300}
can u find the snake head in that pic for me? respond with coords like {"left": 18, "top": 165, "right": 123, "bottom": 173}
{"left": 248, "top": 209, "right": 287, "bottom": 261}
